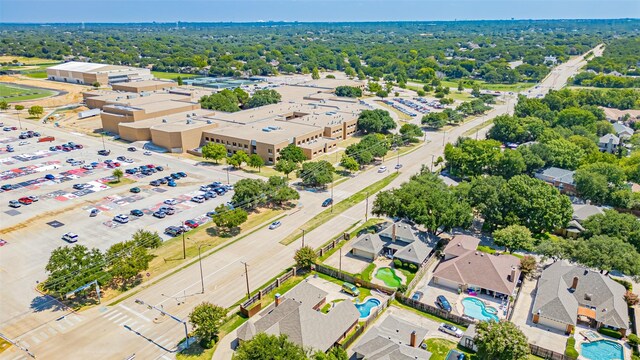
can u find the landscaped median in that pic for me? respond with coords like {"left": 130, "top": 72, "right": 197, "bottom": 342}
{"left": 279, "top": 172, "right": 399, "bottom": 245}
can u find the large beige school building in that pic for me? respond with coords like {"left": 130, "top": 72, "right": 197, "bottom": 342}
{"left": 93, "top": 78, "right": 366, "bottom": 161}
{"left": 47, "top": 61, "right": 153, "bottom": 85}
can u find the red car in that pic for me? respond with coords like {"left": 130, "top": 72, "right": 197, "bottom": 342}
{"left": 146, "top": 164, "right": 155, "bottom": 169}
{"left": 184, "top": 220, "right": 199, "bottom": 229}
{"left": 18, "top": 197, "right": 33, "bottom": 205}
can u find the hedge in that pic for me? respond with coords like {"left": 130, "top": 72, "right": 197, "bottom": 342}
{"left": 392, "top": 259, "right": 418, "bottom": 273}
{"left": 597, "top": 327, "right": 623, "bottom": 339}
{"left": 612, "top": 277, "right": 633, "bottom": 291}
{"left": 564, "top": 336, "right": 579, "bottom": 359}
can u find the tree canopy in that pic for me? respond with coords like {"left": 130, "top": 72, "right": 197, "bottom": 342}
{"left": 357, "top": 109, "right": 396, "bottom": 134}
{"left": 233, "top": 333, "right": 307, "bottom": 360}
{"left": 474, "top": 321, "right": 530, "bottom": 360}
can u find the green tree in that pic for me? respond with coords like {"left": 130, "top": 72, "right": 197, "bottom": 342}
{"left": 571, "top": 235, "right": 640, "bottom": 276}
{"left": 211, "top": 204, "right": 248, "bottom": 233}
{"left": 0, "top": 100, "right": 9, "bottom": 111}
{"left": 200, "top": 90, "right": 240, "bottom": 112}
{"left": 245, "top": 89, "right": 281, "bottom": 109}
{"left": 340, "top": 155, "right": 360, "bottom": 172}
{"left": 43, "top": 245, "right": 108, "bottom": 297}
{"left": 457, "top": 81, "right": 464, "bottom": 91}
{"left": 234, "top": 333, "right": 307, "bottom": 360}
{"left": 297, "top": 160, "right": 334, "bottom": 188}
{"left": 313, "top": 347, "right": 348, "bottom": 360}
{"left": 535, "top": 236, "right": 572, "bottom": 262}
{"left": 475, "top": 321, "right": 530, "bottom": 360}
{"left": 28, "top": 105, "right": 44, "bottom": 117}
{"left": 232, "top": 179, "right": 267, "bottom": 210}
{"left": 112, "top": 168, "right": 123, "bottom": 183}
{"left": 574, "top": 170, "right": 609, "bottom": 204}
{"left": 247, "top": 154, "right": 264, "bottom": 172}
{"left": 422, "top": 112, "right": 448, "bottom": 129}
{"left": 14, "top": 104, "right": 24, "bottom": 112}
{"left": 373, "top": 171, "right": 472, "bottom": 235}
{"left": 233, "top": 87, "right": 250, "bottom": 106}
{"left": 176, "top": 76, "right": 183, "bottom": 86}
{"left": 357, "top": 109, "right": 396, "bottom": 134}
{"left": 335, "top": 86, "right": 362, "bottom": 97}
{"left": 491, "top": 149, "right": 526, "bottom": 179}
{"left": 279, "top": 144, "right": 307, "bottom": 163}
{"left": 131, "top": 229, "right": 162, "bottom": 249}
{"left": 375, "top": 90, "right": 389, "bottom": 98}
{"left": 227, "top": 150, "right": 249, "bottom": 169}
{"left": 357, "top": 69, "right": 366, "bottom": 80}
{"left": 492, "top": 225, "right": 534, "bottom": 253}
{"left": 267, "top": 176, "right": 300, "bottom": 206}
{"left": 581, "top": 210, "right": 640, "bottom": 252}
{"left": 471, "top": 84, "right": 481, "bottom": 97}
{"left": 274, "top": 159, "right": 298, "bottom": 178}
{"left": 399, "top": 123, "right": 423, "bottom": 143}
{"left": 106, "top": 241, "right": 152, "bottom": 289}
{"left": 294, "top": 246, "right": 318, "bottom": 268}
{"left": 189, "top": 302, "right": 227, "bottom": 348}
{"left": 519, "top": 255, "right": 537, "bottom": 279}
{"left": 311, "top": 67, "right": 320, "bottom": 80}
{"left": 201, "top": 142, "right": 227, "bottom": 163}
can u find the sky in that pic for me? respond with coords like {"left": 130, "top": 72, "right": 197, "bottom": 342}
{"left": 0, "top": 0, "right": 638, "bottom": 23}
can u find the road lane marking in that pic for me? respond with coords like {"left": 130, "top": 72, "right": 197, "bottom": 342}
{"left": 119, "top": 304, "right": 151, "bottom": 322}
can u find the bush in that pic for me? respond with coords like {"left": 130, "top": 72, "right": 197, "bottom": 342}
{"left": 628, "top": 334, "right": 639, "bottom": 347}
{"left": 393, "top": 259, "right": 402, "bottom": 268}
{"left": 613, "top": 277, "right": 633, "bottom": 291}
{"left": 408, "top": 263, "right": 418, "bottom": 273}
{"left": 564, "top": 337, "right": 579, "bottom": 359}
{"left": 597, "top": 327, "right": 623, "bottom": 339}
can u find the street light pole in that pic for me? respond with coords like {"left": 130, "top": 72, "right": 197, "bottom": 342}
{"left": 442, "top": 131, "right": 447, "bottom": 146}
{"left": 365, "top": 191, "right": 369, "bottom": 222}
{"left": 16, "top": 110, "right": 22, "bottom": 130}
{"left": 430, "top": 154, "right": 435, "bottom": 173}
{"left": 181, "top": 221, "right": 186, "bottom": 260}
{"left": 134, "top": 298, "right": 190, "bottom": 348}
{"left": 101, "top": 132, "right": 106, "bottom": 151}
{"left": 396, "top": 147, "right": 399, "bottom": 171}
{"left": 197, "top": 244, "right": 210, "bottom": 294}
{"left": 301, "top": 229, "right": 305, "bottom": 248}
{"left": 330, "top": 180, "right": 334, "bottom": 213}
{"left": 241, "top": 262, "right": 250, "bottom": 299}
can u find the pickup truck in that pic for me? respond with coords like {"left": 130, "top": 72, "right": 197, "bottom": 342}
{"left": 38, "top": 136, "right": 55, "bottom": 143}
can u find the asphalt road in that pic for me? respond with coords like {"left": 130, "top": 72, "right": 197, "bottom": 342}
{"left": 0, "top": 45, "right": 599, "bottom": 360}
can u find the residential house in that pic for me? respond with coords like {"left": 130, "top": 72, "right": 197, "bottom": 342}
{"left": 612, "top": 123, "right": 635, "bottom": 140}
{"left": 535, "top": 167, "right": 576, "bottom": 195}
{"left": 532, "top": 261, "right": 629, "bottom": 336}
{"left": 236, "top": 281, "right": 359, "bottom": 353}
{"left": 544, "top": 55, "right": 558, "bottom": 65}
{"left": 353, "top": 315, "right": 431, "bottom": 360}
{"left": 432, "top": 235, "right": 521, "bottom": 298}
{"left": 598, "top": 134, "right": 620, "bottom": 153}
{"left": 562, "top": 204, "right": 605, "bottom": 238}
{"left": 350, "top": 221, "right": 434, "bottom": 265}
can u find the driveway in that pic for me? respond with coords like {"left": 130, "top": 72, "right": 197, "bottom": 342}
{"left": 510, "top": 277, "right": 568, "bottom": 350}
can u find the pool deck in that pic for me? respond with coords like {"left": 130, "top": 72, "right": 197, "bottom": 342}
{"left": 574, "top": 326, "right": 631, "bottom": 360}
{"left": 454, "top": 293, "right": 507, "bottom": 321}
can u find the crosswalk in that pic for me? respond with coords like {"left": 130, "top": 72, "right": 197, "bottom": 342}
{"left": 100, "top": 306, "right": 178, "bottom": 352}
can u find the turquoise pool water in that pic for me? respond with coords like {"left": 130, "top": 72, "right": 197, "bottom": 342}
{"left": 354, "top": 298, "right": 381, "bottom": 318}
{"left": 581, "top": 340, "right": 624, "bottom": 360}
{"left": 461, "top": 297, "right": 499, "bottom": 322}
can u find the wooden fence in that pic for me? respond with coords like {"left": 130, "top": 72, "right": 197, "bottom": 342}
{"left": 528, "top": 344, "right": 573, "bottom": 360}
{"left": 405, "top": 254, "right": 437, "bottom": 295}
{"left": 240, "top": 267, "right": 297, "bottom": 314}
{"left": 340, "top": 293, "right": 394, "bottom": 349}
{"left": 315, "top": 263, "right": 395, "bottom": 295}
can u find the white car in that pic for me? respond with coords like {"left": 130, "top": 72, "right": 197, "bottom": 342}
{"left": 113, "top": 214, "right": 129, "bottom": 224}
{"left": 191, "top": 195, "right": 205, "bottom": 203}
{"left": 378, "top": 166, "right": 387, "bottom": 173}
{"left": 438, "top": 323, "right": 463, "bottom": 338}
{"left": 62, "top": 232, "right": 79, "bottom": 243}
{"left": 18, "top": 141, "right": 29, "bottom": 146}
{"left": 164, "top": 199, "right": 177, "bottom": 205}
{"left": 143, "top": 151, "right": 152, "bottom": 156}
{"left": 27, "top": 195, "right": 39, "bottom": 202}
{"left": 124, "top": 158, "right": 134, "bottom": 163}
{"left": 268, "top": 221, "right": 282, "bottom": 230}
{"left": 82, "top": 164, "right": 94, "bottom": 170}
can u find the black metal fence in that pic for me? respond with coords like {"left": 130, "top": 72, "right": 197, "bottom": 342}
{"left": 529, "top": 344, "right": 573, "bottom": 360}
{"left": 315, "top": 263, "right": 395, "bottom": 295}
{"left": 240, "top": 267, "right": 297, "bottom": 311}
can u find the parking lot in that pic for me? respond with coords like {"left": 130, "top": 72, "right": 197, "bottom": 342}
{"left": 0, "top": 116, "right": 249, "bottom": 326}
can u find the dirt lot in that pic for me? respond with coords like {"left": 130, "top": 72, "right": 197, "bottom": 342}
{"left": 0, "top": 75, "right": 89, "bottom": 107}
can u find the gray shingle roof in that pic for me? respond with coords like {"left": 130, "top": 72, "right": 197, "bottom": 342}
{"left": 599, "top": 133, "right": 620, "bottom": 145}
{"left": 532, "top": 261, "right": 629, "bottom": 329}
{"left": 536, "top": 167, "right": 575, "bottom": 185}
{"left": 353, "top": 315, "right": 431, "bottom": 360}
{"left": 612, "top": 123, "right": 634, "bottom": 136}
{"left": 380, "top": 222, "right": 420, "bottom": 243}
{"left": 571, "top": 204, "right": 605, "bottom": 223}
{"left": 236, "top": 282, "right": 359, "bottom": 352}
{"left": 393, "top": 241, "right": 433, "bottom": 265}
{"left": 351, "top": 233, "right": 384, "bottom": 255}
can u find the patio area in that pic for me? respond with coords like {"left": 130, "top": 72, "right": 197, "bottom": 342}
{"left": 323, "top": 243, "right": 373, "bottom": 275}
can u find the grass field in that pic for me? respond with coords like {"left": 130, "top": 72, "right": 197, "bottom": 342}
{"left": 0, "top": 56, "right": 58, "bottom": 65}
{"left": 24, "top": 71, "right": 48, "bottom": 79}
{"left": 440, "top": 79, "right": 533, "bottom": 92}
{"left": 151, "top": 71, "right": 198, "bottom": 80}
{"left": 0, "top": 83, "right": 56, "bottom": 102}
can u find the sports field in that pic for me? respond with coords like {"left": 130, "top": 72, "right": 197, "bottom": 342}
{"left": 0, "top": 83, "right": 56, "bottom": 102}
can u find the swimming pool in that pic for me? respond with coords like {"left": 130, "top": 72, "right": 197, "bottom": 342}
{"left": 581, "top": 340, "right": 624, "bottom": 360}
{"left": 354, "top": 298, "right": 381, "bottom": 318}
{"left": 461, "top": 297, "right": 499, "bottom": 322}
{"left": 375, "top": 267, "right": 402, "bottom": 288}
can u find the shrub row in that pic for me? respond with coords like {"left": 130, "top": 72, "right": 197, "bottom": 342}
{"left": 597, "top": 327, "right": 623, "bottom": 339}
{"left": 392, "top": 259, "right": 418, "bottom": 273}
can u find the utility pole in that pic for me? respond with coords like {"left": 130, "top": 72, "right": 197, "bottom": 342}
{"left": 430, "top": 154, "right": 435, "bottom": 173}
{"left": 101, "top": 131, "right": 106, "bottom": 151}
{"left": 16, "top": 110, "right": 22, "bottom": 130}
{"left": 396, "top": 147, "right": 400, "bottom": 171}
{"left": 301, "top": 229, "right": 305, "bottom": 248}
{"left": 442, "top": 131, "right": 447, "bottom": 146}
{"left": 241, "top": 262, "right": 250, "bottom": 299}
{"left": 330, "top": 180, "right": 334, "bottom": 213}
{"left": 198, "top": 244, "right": 210, "bottom": 294}
{"left": 365, "top": 191, "right": 369, "bottom": 221}
{"left": 181, "top": 221, "right": 186, "bottom": 259}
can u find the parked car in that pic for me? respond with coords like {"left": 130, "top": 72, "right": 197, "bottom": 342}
{"left": 1, "top": 184, "right": 14, "bottom": 191}
{"left": 8, "top": 200, "right": 21, "bottom": 208}
{"left": 341, "top": 282, "right": 360, "bottom": 297}
{"left": 18, "top": 197, "right": 33, "bottom": 205}
{"left": 113, "top": 214, "right": 129, "bottom": 224}
{"left": 153, "top": 211, "right": 167, "bottom": 218}
{"left": 45, "top": 174, "right": 55, "bottom": 180}
{"left": 411, "top": 291, "right": 423, "bottom": 301}
{"left": 171, "top": 173, "right": 181, "bottom": 180}
{"left": 150, "top": 180, "right": 161, "bottom": 187}
{"left": 206, "top": 211, "right": 217, "bottom": 218}
{"left": 143, "top": 151, "right": 152, "bottom": 156}
{"left": 98, "top": 149, "right": 111, "bottom": 156}
{"left": 378, "top": 166, "right": 387, "bottom": 173}
{"left": 158, "top": 178, "right": 168, "bottom": 184}
{"left": 155, "top": 166, "right": 164, "bottom": 171}
{"left": 177, "top": 172, "right": 187, "bottom": 178}
{"left": 203, "top": 191, "right": 217, "bottom": 200}
{"left": 130, "top": 209, "right": 144, "bottom": 217}
{"left": 184, "top": 220, "right": 199, "bottom": 229}
{"left": 436, "top": 295, "right": 452, "bottom": 312}
{"left": 62, "top": 232, "right": 79, "bottom": 243}
{"left": 167, "top": 181, "right": 177, "bottom": 187}
{"left": 395, "top": 164, "right": 403, "bottom": 169}
{"left": 73, "top": 183, "right": 88, "bottom": 190}
{"left": 438, "top": 323, "right": 463, "bottom": 338}
{"left": 191, "top": 195, "right": 205, "bottom": 203}
{"left": 164, "top": 226, "right": 181, "bottom": 237}
{"left": 18, "top": 141, "right": 29, "bottom": 146}
{"left": 27, "top": 195, "right": 39, "bottom": 202}
{"left": 130, "top": 187, "right": 141, "bottom": 193}
{"left": 164, "top": 199, "right": 177, "bottom": 205}
{"left": 127, "top": 147, "right": 137, "bottom": 152}
{"left": 90, "top": 209, "right": 99, "bottom": 217}
{"left": 322, "top": 198, "right": 333, "bottom": 207}
{"left": 116, "top": 156, "right": 126, "bottom": 161}
{"left": 269, "top": 221, "right": 282, "bottom": 230}
{"left": 82, "top": 164, "right": 94, "bottom": 170}
{"left": 160, "top": 206, "right": 175, "bottom": 215}
{"left": 214, "top": 187, "right": 227, "bottom": 195}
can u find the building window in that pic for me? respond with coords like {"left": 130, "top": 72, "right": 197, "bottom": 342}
{"left": 244, "top": 144, "right": 248, "bottom": 149}
{"left": 268, "top": 149, "right": 272, "bottom": 154}
{"left": 268, "top": 157, "right": 273, "bottom": 162}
